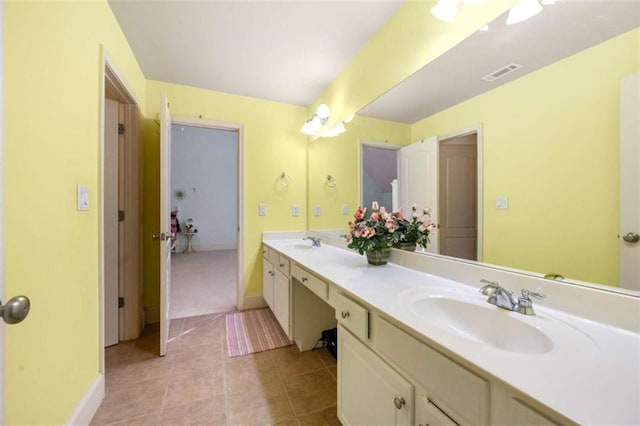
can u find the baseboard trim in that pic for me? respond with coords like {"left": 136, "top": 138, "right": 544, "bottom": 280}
{"left": 66, "top": 373, "right": 105, "bottom": 425}
{"left": 145, "top": 305, "right": 160, "bottom": 324}
{"left": 242, "top": 294, "right": 267, "bottom": 310}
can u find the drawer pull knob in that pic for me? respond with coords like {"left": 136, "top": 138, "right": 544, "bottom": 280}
{"left": 393, "top": 397, "right": 406, "bottom": 410}
{"left": 280, "top": 263, "right": 285, "bottom": 268}
{"left": 341, "top": 311, "right": 350, "bottom": 319}
{"left": 302, "top": 277, "right": 308, "bottom": 282}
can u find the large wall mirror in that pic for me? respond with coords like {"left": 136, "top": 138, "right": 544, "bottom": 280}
{"left": 307, "top": 2, "right": 640, "bottom": 294}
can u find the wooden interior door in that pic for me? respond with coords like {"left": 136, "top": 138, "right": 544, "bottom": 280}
{"left": 104, "top": 99, "right": 119, "bottom": 346}
{"left": 619, "top": 73, "right": 640, "bottom": 290}
{"left": 399, "top": 136, "right": 439, "bottom": 253}
{"left": 159, "top": 93, "right": 172, "bottom": 356}
{"left": 439, "top": 134, "right": 478, "bottom": 260}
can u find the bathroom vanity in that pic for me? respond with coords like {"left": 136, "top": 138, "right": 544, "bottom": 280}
{"left": 262, "top": 232, "right": 640, "bottom": 425}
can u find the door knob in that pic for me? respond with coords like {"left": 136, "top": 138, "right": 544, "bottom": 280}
{"left": 0, "top": 295, "right": 30, "bottom": 325}
{"left": 622, "top": 232, "right": 640, "bottom": 243}
{"left": 152, "top": 233, "right": 176, "bottom": 241}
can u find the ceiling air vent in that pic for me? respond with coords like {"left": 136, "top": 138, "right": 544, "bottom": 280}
{"left": 482, "top": 63, "right": 522, "bottom": 82}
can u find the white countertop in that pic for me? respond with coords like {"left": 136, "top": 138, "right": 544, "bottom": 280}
{"left": 263, "top": 237, "right": 640, "bottom": 425}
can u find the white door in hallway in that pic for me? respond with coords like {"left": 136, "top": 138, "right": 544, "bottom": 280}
{"left": 619, "top": 73, "right": 640, "bottom": 291}
{"left": 159, "top": 93, "right": 173, "bottom": 356}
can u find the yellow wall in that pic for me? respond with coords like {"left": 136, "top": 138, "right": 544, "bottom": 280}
{"left": 308, "top": 116, "right": 410, "bottom": 231}
{"left": 143, "top": 80, "right": 308, "bottom": 309}
{"left": 411, "top": 28, "right": 640, "bottom": 286}
{"left": 4, "top": 1, "right": 146, "bottom": 423}
{"left": 311, "top": 0, "right": 516, "bottom": 127}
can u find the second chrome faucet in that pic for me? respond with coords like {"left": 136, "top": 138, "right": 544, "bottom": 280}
{"left": 479, "top": 279, "right": 545, "bottom": 316}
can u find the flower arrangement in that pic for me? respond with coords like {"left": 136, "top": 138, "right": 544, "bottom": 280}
{"left": 346, "top": 201, "right": 395, "bottom": 255}
{"left": 392, "top": 204, "right": 437, "bottom": 249}
{"left": 346, "top": 202, "right": 436, "bottom": 256}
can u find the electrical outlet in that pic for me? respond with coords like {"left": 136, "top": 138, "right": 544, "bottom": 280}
{"left": 258, "top": 203, "right": 268, "bottom": 216}
{"left": 292, "top": 205, "right": 300, "bottom": 217}
{"left": 314, "top": 205, "right": 322, "bottom": 216}
{"left": 495, "top": 196, "right": 509, "bottom": 210}
{"left": 77, "top": 185, "right": 90, "bottom": 211}
{"left": 342, "top": 204, "right": 349, "bottom": 215}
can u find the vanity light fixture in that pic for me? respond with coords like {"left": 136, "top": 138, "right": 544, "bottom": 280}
{"left": 323, "top": 122, "right": 346, "bottom": 138}
{"left": 301, "top": 103, "right": 331, "bottom": 135}
{"left": 431, "top": 0, "right": 487, "bottom": 23}
{"left": 506, "top": 0, "right": 543, "bottom": 25}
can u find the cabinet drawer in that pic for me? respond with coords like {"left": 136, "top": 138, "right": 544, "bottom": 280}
{"left": 268, "top": 247, "right": 280, "bottom": 267}
{"left": 292, "top": 263, "right": 327, "bottom": 300}
{"left": 335, "top": 292, "right": 368, "bottom": 342}
{"left": 262, "top": 245, "right": 269, "bottom": 259}
{"left": 375, "top": 317, "right": 488, "bottom": 425}
{"left": 276, "top": 254, "right": 290, "bottom": 276}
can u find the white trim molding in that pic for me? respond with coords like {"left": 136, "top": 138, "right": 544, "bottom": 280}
{"left": 65, "top": 374, "right": 105, "bottom": 426}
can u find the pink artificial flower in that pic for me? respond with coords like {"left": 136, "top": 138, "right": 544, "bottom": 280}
{"left": 372, "top": 201, "right": 379, "bottom": 210}
{"left": 412, "top": 203, "right": 417, "bottom": 211}
{"left": 424, "top": 207, "right": 431, "bottom": 215}
{"left": 379, "top": 206, "right": 388, "bottom": 220}
{"left": 354, "top": 206, "right": 365, "bottom": 220}
{"left": 371, "top": 212, "right": 380, "bottom": 222}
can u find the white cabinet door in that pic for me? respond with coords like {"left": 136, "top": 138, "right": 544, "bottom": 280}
{"left": 262, "top": 259, "right": 274, "bottom": 309}
{"left": 338, "top": 324, "right": 413, "bottom": 426}
{"left": 273, "top": 269, "right": 290, "bottom": 337}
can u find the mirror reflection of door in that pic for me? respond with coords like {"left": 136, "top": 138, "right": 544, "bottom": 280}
{"left": 439, "top": 134, "right": 478, "bottom": 261}
{"left": 399, "top": 131, "right": 481, "bottom": 260}
{"left": 360, "top": 142, "right": 400, "bottom": 213}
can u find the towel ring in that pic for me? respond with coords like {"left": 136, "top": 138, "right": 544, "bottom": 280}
{"left": 325, "top": 175, "right": 336, "bottom": 188}
{"left": 276, "top": 172, "right": 291, "bottom": 189}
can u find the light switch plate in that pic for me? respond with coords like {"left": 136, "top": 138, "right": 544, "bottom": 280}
{"left": 342, "top": 204, "right": 349, "bottom": 215}
{"left": 292, "top": 205, "right": 300, "bottom": 217}
{"left": 77, "top": 185, "right": 90, "bottom": 211}
{"left": 495, "top": 196, "right": 509, "bottom": 210}
{"left": 258, "top": 203, "right": 267, "bottom": 216}
{"left": 314, "top": 205, "right": 322, "bottom": 216}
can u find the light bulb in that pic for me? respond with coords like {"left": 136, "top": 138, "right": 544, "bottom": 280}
{"left": 316, "top": 103, "right": 330, "bottom": 120}
{"left": 506, "top": 0, "right": 543, "bottom": 25}
{"left": 431, "top": 0, "right": 460, "bottom": 23}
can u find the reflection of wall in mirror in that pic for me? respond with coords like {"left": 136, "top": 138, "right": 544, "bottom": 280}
{"left": 410, "top": 28, "right": 639, "bottom": 287}
{"left": 308, "top": 115, "right": 410, "bottom": 232}
{"left": 308, "top": 28, "right": 639, "bottom": 287}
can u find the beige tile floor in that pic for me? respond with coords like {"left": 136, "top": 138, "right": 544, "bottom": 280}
{"left": 91, "top": 313, "right": 340, "bottom": 426}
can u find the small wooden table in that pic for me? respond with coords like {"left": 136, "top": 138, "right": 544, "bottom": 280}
{"left": 183, "top": 232, "right": 196, "bottom": 254}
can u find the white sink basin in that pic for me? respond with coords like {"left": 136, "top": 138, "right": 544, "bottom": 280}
{"left": 411, "top": 295, "right": 554, "bottom": 354}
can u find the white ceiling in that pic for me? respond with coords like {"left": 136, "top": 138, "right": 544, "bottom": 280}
{"left": 359, "top": 0, "right": 640, "bottom": 123}
{"left": 108, "top": 0, "right": 404, "bottom": 107}
{"left": 109, "top": 1, "right": 639, "bottom": 120}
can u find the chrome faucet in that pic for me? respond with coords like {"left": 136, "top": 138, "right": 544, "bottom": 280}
{"left": 303, "top": 236, "right": 321, "bottom": 247}
{"left": 479, "top": 280, "right": 545, "bottom": 315}
{"left": 487, "top": 286, "right": 518, "bottom": 311}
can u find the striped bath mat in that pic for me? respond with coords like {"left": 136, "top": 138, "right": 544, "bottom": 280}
{"left": 225, "top": 308, "right": 293, "bottom": 357}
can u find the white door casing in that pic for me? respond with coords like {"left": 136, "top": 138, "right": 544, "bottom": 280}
{"left": 104, "top": 99, "right": 119, "bottom": 347}
{"left": 619, "top": 73, "right": 640, "bottom": 291}
{"left": 399, "top": 136, "right": 439, "bottom": 254}
{"left": 0, "top": 0, "right": 5, "bottom": 419}
{"left": 159, "top": 93, "right": 172, "bottom": 356}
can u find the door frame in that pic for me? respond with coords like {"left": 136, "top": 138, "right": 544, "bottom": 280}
{"left": 438, "top": 124, "right": 484, "bottom": 261}
{"left": 171, "top": 115, "right": 245, "bottom": 311}
{"left": 98, "top": 47, "right": 142, "bottom": 372}
{"left": 1, "top": 0, "right": 6, "bottom": 420}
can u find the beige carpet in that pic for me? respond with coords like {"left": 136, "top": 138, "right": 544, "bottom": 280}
{"left": 170, "top": 249, "right": 237, "bottom": 319}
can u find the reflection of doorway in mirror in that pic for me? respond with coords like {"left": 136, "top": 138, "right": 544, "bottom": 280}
{"left": 399, "top": 126, "right": 483, "bottom": 260}
{"left": 439, "top": 134, "right": 477, "bottom": 261}
{"left": 619, "top": 73, "right": 640, "bottom": 291}
{"left": 360, "top": 141, "right": 400, "bottom": 212}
